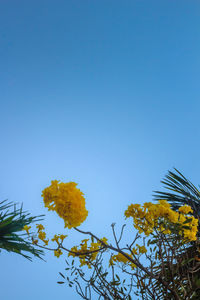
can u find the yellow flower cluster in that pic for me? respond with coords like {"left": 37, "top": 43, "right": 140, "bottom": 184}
{"left": 36, "top": 224, "right": 49, "bottom": 245}
{"left": 51, "top": 234, "right": 67, "bottom": 245}
{"left": 110, "top": 244, "right": 147, "bottom": 268}
{"left": 36, "top": 224, "right": 44, "bottom": 231}
{"left": 32, "top": 239, "right": 38, "bottom": 245}
{"left": 23, "top": 225, "right": 31, "bottom": 235}
{"left": 125, "top": 201, "right": 198, "bottom": 242}
{"left": 136, "top": 244, "right": 147, "bottom": 254}
{"left": 54, "top": 249, "right": 63, "bottom": 258}
{"left": 31, "top": 223, "right": 68, "bottom": 257}
{"left": 42, "top": 180, "right": 88, "bottom": 229}
{"left": 110, "top": 252, "right": 136, "bottom": 269}
{"left": 69, "top": 238, "right": 108, "bottom": 268}
{"left": 178, "top": 205, "right": 193, "bottom": 215}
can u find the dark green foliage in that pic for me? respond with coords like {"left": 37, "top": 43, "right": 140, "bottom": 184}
{"left": 0, "top": 199, "right": 44, "bottom": 260}
{"left": 153, "top": 169, "right": 200, "bottom": 299}
{"left": 154, "top": 168, "right": 200, "bottom": 220}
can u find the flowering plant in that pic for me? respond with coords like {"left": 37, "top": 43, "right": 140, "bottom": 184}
{"left": 26, "top": 169, "right": 200, "bottom": 299}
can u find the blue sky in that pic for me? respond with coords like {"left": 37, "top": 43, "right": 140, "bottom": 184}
{"left": 0, "top": 1, "right": 200, "bottom": 299}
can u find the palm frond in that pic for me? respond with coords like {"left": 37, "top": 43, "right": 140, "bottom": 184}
{"left": 0, "top": 200, "right": 44, "bottom": 260}
{"left": 153, "top": 169, "right": 200, "bottom": 298}
{"left": 153, "top": 168, "right": 200, "bottom": 220}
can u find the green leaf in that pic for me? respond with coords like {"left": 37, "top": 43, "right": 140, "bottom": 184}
{"left": 183, "top": 218, "right": 192, "bottom": 224}
{"left": 0, "top": 200, "right": 44, "bottom": 260}
{"left": 182, "top": 225, "right": 190, "bottom": 230}
{"left": 116, "top": 274, "right": 120, "bottom": 281}
{"left": 195, "top": 278, "right": 200, "bottom": 287}
{"left": 59, "top": 272, "right": 65, "bottom": 279}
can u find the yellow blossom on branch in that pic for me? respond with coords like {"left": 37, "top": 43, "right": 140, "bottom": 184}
{"left": 37, "top": 230, "right": 49, "bottom": 245}
{"left": 32, "top": 239, "right": 38, "bottom": 245}
{"left": 52, "top": 234, "right": 67, "bottom": 245}
{"left": 68, "top": 237, "right": 108, "bottom": 268}
{"left": 36, "top": 224, "right": 44, "bottom": 232}
{"left": 23, "top": 225, "right": 31, "bottom": 235}
{"left": 178, "top": 205, "right": 193, "bottom": 215}
{"left": 38, "top": 231, "right": 46, "bottom": 241}
{"left": 124, "top": 201, "right": 198, "bottom": 242}
{"left": 60, "top": 234, "right": 67, "bottom": 242}
{"left": 54, "top": 249, "right": 63, "bottom": 258}
{"left": 110, "top": 252, "right": 136, "bottom": 269}
{"left": 42, "top": 181, "right": 88, "bottom": 229}
{"left": 43, "top": 239, "right": 49, "bottom": 246}
{"left": 136, "top": 244, "right": 147, "bottom": 254}
{"left": 51, "top": 234, "right": 60, "bottom": 244}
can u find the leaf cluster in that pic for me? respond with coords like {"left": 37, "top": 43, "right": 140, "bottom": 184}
{"left": 0, "top": 200, "right": 44, "bottom": 260}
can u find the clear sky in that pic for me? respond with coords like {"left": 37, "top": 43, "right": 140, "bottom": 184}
{"left": 0, "top": 1, "right": 200, "bottom": 299}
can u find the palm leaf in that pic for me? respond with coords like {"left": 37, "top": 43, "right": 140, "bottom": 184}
{"left": 152, "top": 169, "right": 200, "bottom": 298}
{"left": 0, "top": 200, "right": 44, "bottom": 260}
{"left": 153, "top": 168, "right": 200, "bottom": 221}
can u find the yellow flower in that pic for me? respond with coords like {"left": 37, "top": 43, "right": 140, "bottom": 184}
{"left": 68, "top": 237, "right": 108, "bottom": 268}
{"left": 68, "top": 246, "right": 78, "bottom": 257}
{"left": 32, "top": 239, "right": 38, "bottom": 245}
{"left": 54, "top": 249, "right": 63, "bottom": 258}
{"left": 143, "top": 202, "right": 154, "bottom": 209}
{"left": 124, "top": 201, "right": 198, "bottom": 242}
{"left": 42, "top": 181, "right": 88, "bottom": 229}
{"left": 158, "top": 200, "right": 171, "bottom": 209}
{"left": 162, "top": 228, "right": 171, "bottom": 235}
{"left": 178, "top": 205, "right": 193, "bottom": 215}
{"left": 110, "top": 252, "right": 135, "bottom": 269}
{"left": 136, "top": 245, "right": 147, "bottom": 254}
{"left": 43, "top": 239, "right": 49, "bottom": 246}
{"left": 100, "top": 237, "right": 108, "bottom": 245}
{"left": 52, "top": 234, "right": 67, "bottom": 244}
{"left": 60, "top": 234, "right": 67, "bottom": 242}
{"left": 23, "top": 225, "right": 31, "bottom": 235}
{"left": 36, "top": 224, "right": 44, "bottom": 232}
{"left": 52, "top": 234, "right": 60, "bottom": 244}
{"left": 167, "top": 210, "right": 179, "bottom": 223}
{"left": 131, "top": 247, "right": 138, "bottom": 255}
{"left": 38, "top": 231, "right": 46, "bottom": 241}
